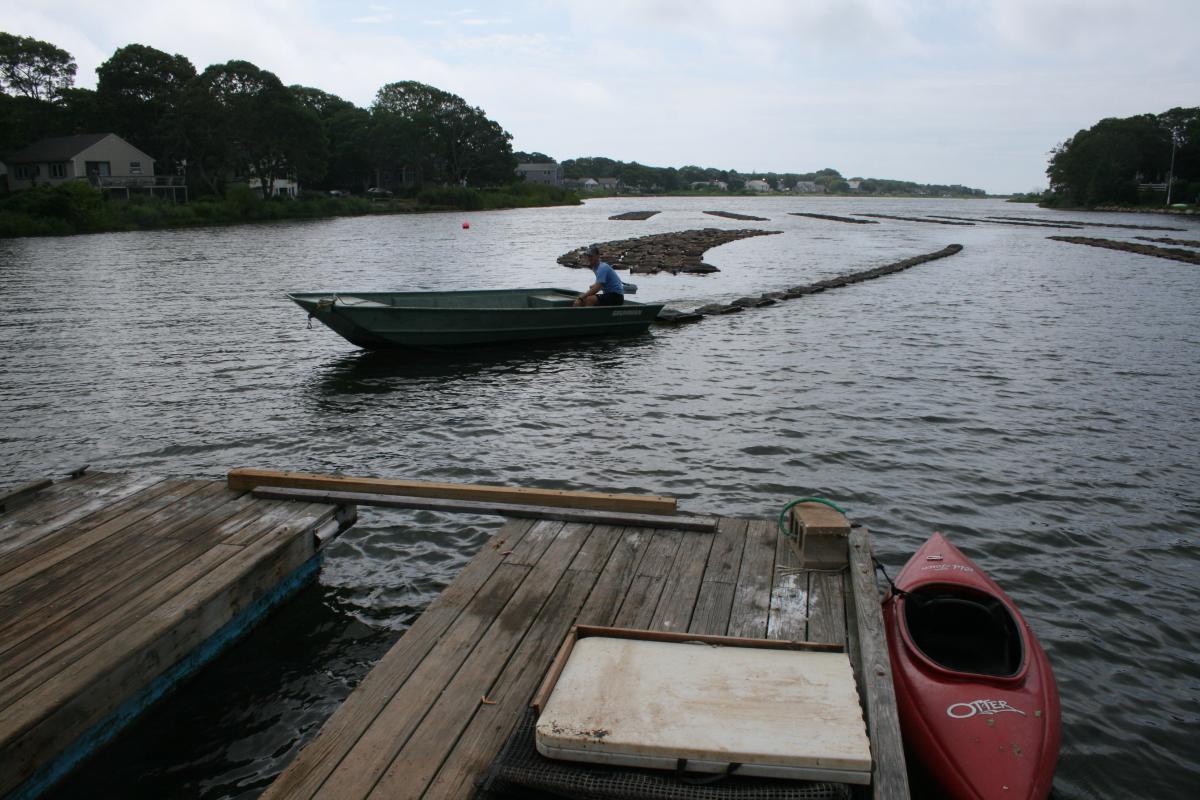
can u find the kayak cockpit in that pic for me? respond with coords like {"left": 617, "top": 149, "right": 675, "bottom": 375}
{"left": 903, "top": 586, "right": 1025, "bottom": 678}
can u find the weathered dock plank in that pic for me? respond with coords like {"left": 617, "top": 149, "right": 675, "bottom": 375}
{"left": 259, "top": 518, "right": 541, "bottom": 800}
{"left": 728, "top": 518, "right": 778, "bottom": 639}
{"left": 848, "top": 526, "right": 910, "bottom": 799}
{"left": 230, "top": 468, "right": 678, "bottom": 515}
{"left": 0, "top": 473, "right": 349, "bottom": 799}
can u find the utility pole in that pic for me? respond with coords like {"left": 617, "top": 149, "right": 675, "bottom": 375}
{"left": 1166, "top": 130, "right": 1178, "bottom": 206}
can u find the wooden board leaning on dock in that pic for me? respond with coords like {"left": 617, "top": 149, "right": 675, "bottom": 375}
{"left": 228, "top": 468, "right": 678, "bottom": 516}
{"left": 263, "top": 505, "right": 909, "bottom": 800}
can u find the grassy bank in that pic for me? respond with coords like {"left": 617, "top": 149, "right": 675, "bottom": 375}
{"left": 0, "top": 182, "right": 581, "bottom": 238}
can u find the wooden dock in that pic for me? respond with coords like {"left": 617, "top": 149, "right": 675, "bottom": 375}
{"left": 260, "top": 496, "right": 909, "bottom": 798}
{"left": 0, "top": 470, "right": 355, "bottom": 799}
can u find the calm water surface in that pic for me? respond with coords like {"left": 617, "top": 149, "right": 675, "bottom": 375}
{"left": 1, "top": 197, "right": 1197, "bottom": 798}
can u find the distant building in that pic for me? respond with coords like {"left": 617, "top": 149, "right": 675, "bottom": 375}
{"left": 745, "top": 179, "right": 770, "bottom": 192}
{"left": 793, "top": 181, "right": 824, "bottom": 193}
{"left": 5, "top": 133, "right": 185, "bottom": 201}
{"left": 691, "top": 180, "right": 728, "bottom": 191}
{"left": 515, "top": 162, "right": 562, "bottom": 186}
{"left": 597, "top": 177, "right": 621, "bottom": 192}
{"left": 246, "top": 175, "right": 300, "bottom": 198}
{"left": 847, "top": 179, "right": 862, "bottom": 191}
{"left": 577, "top": 178, "right": 600, "bottom": 191}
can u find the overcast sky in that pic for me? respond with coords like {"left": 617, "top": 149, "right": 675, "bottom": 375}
{"left": 4, "top": 0, "right": 1195, "bottom": 193}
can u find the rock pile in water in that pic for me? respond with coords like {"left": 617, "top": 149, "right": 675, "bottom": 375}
{"left": 609, "top": 211, "right": 660, "bottom": 220}
{"left": 557, "top": 228, "right": 782, "bottom": 275}
{"left": 1048, "top": 236, "right": 1200, "bottom": 265}
{"left": 704, "top": 210, "right": 770, "bottom": 221}
{"left": 789, "top": 212, "right": 879, "bottom": 224}
{"left": 655, "top": 244, "right": 965, "bottom": 323}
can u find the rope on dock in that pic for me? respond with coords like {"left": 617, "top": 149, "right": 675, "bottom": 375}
{"left": 1047, "top": 236, "right": 1200, "bottom": 265}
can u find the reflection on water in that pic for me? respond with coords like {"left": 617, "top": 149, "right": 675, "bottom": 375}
{"left": 4, "top": 197, "right": 1198, "bottom": 799}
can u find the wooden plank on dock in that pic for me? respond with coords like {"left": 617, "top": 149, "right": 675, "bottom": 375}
{"left": 0, "top": 474, "right": 341, "bottom": 798}
{"left": 311, "top": 523, "right": 594, "bottom": 800}
{"left": 847, "top": 526, "right": 910, "bottom": 800}
{"left": 229, "top": 467, "right": 678, "bottom": 515}
{"left": 689, "top": 517, "right": 750, "bottom": 636}
{"left": 728, "top": 518, "right": 777, "bottom": 639}
{"left": 379, "top": 525, "right": 618, "bottom": 799}
{"left": 260, "top": 518, "right": 541, "bottom": 800}
{"left": 249, "top": 486, "right": 714, "bottom": 531}
{"left": 768, "top": 523, "right": 808, "bottom": 640}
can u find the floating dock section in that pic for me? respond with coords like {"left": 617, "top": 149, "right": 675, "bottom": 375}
{"left": 248, "top": 471, "right": 910, "bottom": 800}
{"left": 0, "top": 470, "right": 355, "bottom": 799}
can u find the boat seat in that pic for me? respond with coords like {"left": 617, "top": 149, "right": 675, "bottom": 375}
{"left": 527, "top": 294, "right": 575, "bottom": 308}
{"left": 904, "top": 590, "right": 1023, "bottom": 677}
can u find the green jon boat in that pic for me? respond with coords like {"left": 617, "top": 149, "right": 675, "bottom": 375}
{"left": 288, "top": 288, "right": 666, "bottom": 350}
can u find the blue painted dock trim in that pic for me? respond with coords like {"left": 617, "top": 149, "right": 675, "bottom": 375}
{"left": 7, "top": 553, "right": 325, "bottom": 800}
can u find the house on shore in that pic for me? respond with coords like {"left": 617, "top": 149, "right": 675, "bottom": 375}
{"left": 234, "top": 173, "right": 301, "bottom": 199}
{"left": 745, "top": 179, "right": 771, "bottom": 192}
{"left": 4, "top": 133, "right": 186, "bottom": 201}
{"left": 515, "top": 162, "right": 562, "bottom": 186}
{"left": 793, "top": 181, "right": 825, "bottom": 193}
{"left": 597, "top": 177, "right": 621, "bottom": 193}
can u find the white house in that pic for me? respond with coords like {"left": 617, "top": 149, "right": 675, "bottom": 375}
{"left": 793, "top": 181, "right": 824, "bottom": 193}
{"left": 5, "top": 133, "right": 186, "bottom": 201}
{"left": 847, "top": 179, "right": 862, "bottom": 191}
{"left": 245, "top": 175, "right": 300, "bottom": 198}
{"left": 7, "top": 133, "right": 153, "bottom": 189}
{"left": 745, "top": 179, "right": 770, "bottom": 192}
{"left": 515, "top": 162, "right": 562, "bottom": 186}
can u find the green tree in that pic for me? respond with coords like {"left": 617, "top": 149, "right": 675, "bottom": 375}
{"left": 177, "top": 60, "right": 326, "bottom": 198}
{"left": 1048, "top": 114, "right": 1166, "bottom": 206}
{"left": 371, "top": 81, "right": 515, "bottom": 187}
{"left": 0, "top": 32, "right": 76, "bottom": 101}
{"left": 96, "top": 44, "right": 195, "bottom": 170}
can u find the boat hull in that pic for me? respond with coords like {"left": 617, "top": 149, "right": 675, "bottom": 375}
{"left": 288, "top": 289, "right": 664, "bottom": 350}
{"left": 882, "top": 533, "right": 1060, "bottom": 800}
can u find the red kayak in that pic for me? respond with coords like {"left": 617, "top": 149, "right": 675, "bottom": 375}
{"left": 882, "top": 532, "right": 1060, "bottom": 799}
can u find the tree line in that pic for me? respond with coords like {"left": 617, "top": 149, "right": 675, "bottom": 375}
{"left": 1046, "top": 107, "right": 1198, "bottom": 207}
{"left": 0, "top": 32, "right": 519, "bottom": 198}
{"left": 515, "top": 153, "right": 985, "bottom": 196}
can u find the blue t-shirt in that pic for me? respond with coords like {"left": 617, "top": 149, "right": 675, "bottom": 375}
{"left": 594, "top": 261, "right": 624, "bottom": 295}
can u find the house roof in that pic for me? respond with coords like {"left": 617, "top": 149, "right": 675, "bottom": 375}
{"left": 8, "top": 133, "right": 115, "bottom": 163}
{"left": 516, "top": 162, "right": 558, "bottom": 170}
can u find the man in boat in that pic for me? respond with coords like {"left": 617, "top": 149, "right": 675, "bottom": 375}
{"left": 572, "top": 244, "right": 625, "bottom": 306}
